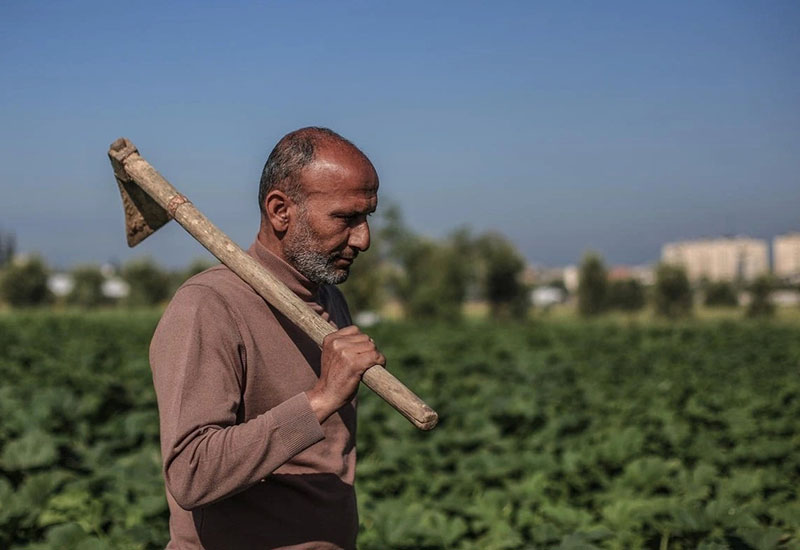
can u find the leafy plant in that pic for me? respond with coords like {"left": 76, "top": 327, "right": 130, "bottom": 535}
{"left": 1, "top": 312, "right": 799, "bottom": 549}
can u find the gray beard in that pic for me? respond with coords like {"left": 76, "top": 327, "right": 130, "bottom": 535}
{"left": 283, "top": 210, "right": 350, "bottom": 285}
{"left": 287, "top": 248, "right": 349, "bottom": 285}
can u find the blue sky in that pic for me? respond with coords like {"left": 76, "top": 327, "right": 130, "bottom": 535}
{"left": 1, "top": 1, "right": 798, "bottom": 268}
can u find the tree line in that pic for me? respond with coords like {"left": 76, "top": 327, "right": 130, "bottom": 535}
{"left": 577, "top": 253, "right": 779, "bottom": 318}
{"left": 0, "top": 211, "right": 533, "bottom": 318}
{"left": 0, "top": 223, "right": 786, "bottom": 319}
{"left": 0, "top": 252, "right": 215, "bottom": 309}
{"left": 339, "top": 205, "right": 529, "bottom": 319}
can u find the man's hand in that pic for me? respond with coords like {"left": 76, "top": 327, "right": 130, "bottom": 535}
{"left": 306, "top": 325, "right": 385, "bottom": 423}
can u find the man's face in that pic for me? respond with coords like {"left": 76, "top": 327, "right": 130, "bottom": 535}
{"left": 283, "top": 144, "right": 379, "bottom": 285}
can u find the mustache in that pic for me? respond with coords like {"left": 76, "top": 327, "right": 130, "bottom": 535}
{"left": 332, "top": 251, "right": 358, "bottom": 261}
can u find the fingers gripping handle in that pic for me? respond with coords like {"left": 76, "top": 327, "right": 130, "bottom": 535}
{"left": 295, "top": 309, "right": 438, "bottom": 430}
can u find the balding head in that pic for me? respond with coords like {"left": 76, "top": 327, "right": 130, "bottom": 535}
{"left": 258, "top": 127, "right": 372, "bottom": 213}
{"left": 256, "top": 127, "right": 379, "bottom": 284}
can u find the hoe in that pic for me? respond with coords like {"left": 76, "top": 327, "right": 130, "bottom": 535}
{"left": 107, "top": 137, "right": 438, "bottom": 431}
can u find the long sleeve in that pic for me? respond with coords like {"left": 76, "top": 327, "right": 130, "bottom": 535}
{"left": 149, "top": 284, "right": 325, "bottom": 511}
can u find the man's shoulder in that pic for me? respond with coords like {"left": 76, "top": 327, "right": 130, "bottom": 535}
{"left": 172, "top": 264, "right": 257, "bottom": 307}
{"left": 151, "top": 266, "right": 253, "bottom": 361}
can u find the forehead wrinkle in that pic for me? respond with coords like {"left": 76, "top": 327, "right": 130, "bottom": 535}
{"left": 301, "top": 187, "right": 377, "bottom": 199}
{"left": 300, "top": 170, "right": 379, "bottom": 197}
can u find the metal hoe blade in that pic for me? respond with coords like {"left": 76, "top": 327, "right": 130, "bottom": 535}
{"left": 108, "top": 138, "right": 171, "bottom": 247}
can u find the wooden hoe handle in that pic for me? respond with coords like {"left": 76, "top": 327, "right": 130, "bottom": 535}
{"left": 108, "top": 138, "right": 438, "bottom": 431}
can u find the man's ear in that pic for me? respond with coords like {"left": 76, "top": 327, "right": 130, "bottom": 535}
{"left": 264, "top": 189, "right": 291, "bottom": 232}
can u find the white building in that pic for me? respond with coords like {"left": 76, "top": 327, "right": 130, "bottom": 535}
{"left": 563, "top": 265, "right": 579, "bottom": 293}
{"left": 46, "top": 272, "right": 130, "bottom": 299}
{"left": 661, "top": 237, "right": 768, "bottom": 282}
{"left": 47, "top": 273, "right": 74, "bottom": 297}
{"left": 102, "top": 277, "right": 130, "bottom": 299}
{"left": 773, "top": 233, "right": 800, "bottom": 281}
{"left": 531, "top": 286, "right": 566, "bottom": 308}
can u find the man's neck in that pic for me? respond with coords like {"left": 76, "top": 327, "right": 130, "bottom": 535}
{"left": 256, "top": 226, "right": 289, "bottom": 265}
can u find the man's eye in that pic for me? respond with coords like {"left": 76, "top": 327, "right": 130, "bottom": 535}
{"left": 336, "top": 213, "right": 372, "bottom": 225}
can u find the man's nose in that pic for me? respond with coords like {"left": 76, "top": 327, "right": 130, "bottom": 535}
{"left": 349, "top": 221, "right": 370, "bottom": 252}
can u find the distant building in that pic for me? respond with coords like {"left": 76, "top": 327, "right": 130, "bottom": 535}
{"left": 632, "top": 265, "right": 655, "bottom": 285}
{"left": 523, "top": 265, "right": 567, "bottom": 287}
{"left": 563, "top": 265, "right": 579, "bottom": 293}
{"left": 531, "top": 286, "right": 565, "bottom": 308}
{"left": 661, "top": 237, "right": 768, "bottom": 282}
{"left": 521, "top": 266, "right": 540, "bottom": 287}
{"left": 608, "top": 265, "right": 655, "bottom": 286}
{"left": 773, "top": 233, "right": 800, "bottom": 281}
{"left": 102, "top": 277, "right": 130, "bottom": 299}
{"left": 47, "top": 273, "right": 74, "bottom": 297}
{"left": 607, "top": 266, "right": 632, "bottom": 281}
{"left": 46, "top": 272, "right": 130, "bottom": 299}
{"left": 772, "top": 289, "right": 800, "bottom": 307}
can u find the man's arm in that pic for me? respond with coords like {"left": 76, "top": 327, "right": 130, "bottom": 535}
{"left": 150, "top": 284, "right": 325, "bottom": 511}
{"left": 150, "top": 284, "right": 384, "bottom": 511}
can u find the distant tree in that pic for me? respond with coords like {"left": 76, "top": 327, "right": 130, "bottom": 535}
{"left": 577, "top": 253, "right": 607, "bottom": 316}
{"left": 67, "top": 265, "right": 108, "bottom": 308}
{"left": 353, "top": 203, "right": 530, "bottom": 319}
{"left": 395, "top": 237, "right": 470, "bottom": 320}
{"left": 0, "top": 230, "right": 16, "bottom": 267}
{"left": 169, "top": 257, "right": 217, "bottom": 295}
{"left": 475, "top": 232, "right": 529, "bottom": 318}
{"left": 607, "top": 278, "right": 646, "bottom": 312}
{"left": 703, "top": 281, "right": 738, "bottom": 307}
{"left": 378, "top": 202, "right": 417, "bottom": 266}
{"left": 340, "top": 245, "right": 386, "bottom": 315}
{"left": 184, "top": 258, "right": 216, "bottom": 279}
{"left": 746, "top": 275, "right": 775, "bottom": 318}
{"left": 653, "top": 263, "right": 692, "bottom": 317}
{"left": 0, "top": 255, "right": 52, "bottom": 307}
{"left": 121, "top": 257, "right": 171, "bottom": 306}
{"left": 377, "top": 204, "right": 470, "bottom": 319}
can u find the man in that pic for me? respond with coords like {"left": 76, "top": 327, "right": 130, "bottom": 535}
{"left": 149, "top": 127, "right": 384, "bottom": 550}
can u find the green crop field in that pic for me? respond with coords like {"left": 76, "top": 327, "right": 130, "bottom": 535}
{"left": 0, "top": 312, "right": 798, "bottom": 549}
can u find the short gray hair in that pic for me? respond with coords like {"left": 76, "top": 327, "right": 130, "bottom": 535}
{"left": 258, "top": 127, "right": 361, "bottom": 213}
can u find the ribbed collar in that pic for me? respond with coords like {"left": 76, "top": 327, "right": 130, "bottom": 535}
{"left": 247, "top": 238, "right": 319, "bottom": 304}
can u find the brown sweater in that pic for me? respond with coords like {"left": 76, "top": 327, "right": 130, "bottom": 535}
{"left": 149, "top": 239, "right": 357, "bottom": 550}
